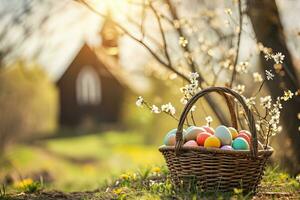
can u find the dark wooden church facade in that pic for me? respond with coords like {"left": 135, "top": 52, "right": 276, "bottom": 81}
{"left": 57, "top": 17, "right": 126, "bottom": 126}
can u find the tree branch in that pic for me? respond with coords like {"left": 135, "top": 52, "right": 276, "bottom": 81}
{"left": 229, "top": 0, "right": 242, "bottom": 88}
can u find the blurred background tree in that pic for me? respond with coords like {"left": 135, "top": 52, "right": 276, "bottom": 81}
{"left": 0, "top": 61, "right": 57, "bottom": 154}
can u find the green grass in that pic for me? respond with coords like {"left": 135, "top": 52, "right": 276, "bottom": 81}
{"left": 1, "top": 130, "right": 300, "bottom": 199}
{"left": 0, "top": 131, "right": 164, "bottom": 192}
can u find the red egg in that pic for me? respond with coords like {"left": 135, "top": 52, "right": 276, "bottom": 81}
{"left": 183, "top": 140, "right": 198, "bottom": 147}
{"left": 196, "top": 132, "right": 212, "bottom": 146}
{"left": 237, "top": 133, "right": 251, "bottom": 144}
{"left": 202, "top": 126, "right": 215, "bottom": 135}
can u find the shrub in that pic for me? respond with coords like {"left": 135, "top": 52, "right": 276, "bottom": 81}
{"left": 0, "top": 61, "right": 57, "bottom": 153}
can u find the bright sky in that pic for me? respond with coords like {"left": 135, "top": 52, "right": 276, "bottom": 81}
{"left": 0, "top": 0, "right": 299, "bottom": 84}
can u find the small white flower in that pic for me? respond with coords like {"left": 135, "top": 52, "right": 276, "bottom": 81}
{"left": 151, "top": 105, "right": 161, "bottom": 114}
{"left": 180, "top": 98, "right": 188, "bottom": 105}
{"left": 233, "top": 84, "right": 245, "bottom": 94}
{"left": 296, "top": 175, "right": 300, "bottom": 183}
{"left": 191, "top": 105, "right": 196, "bottom": 112}
{"left": 161, "top": 102, "right": 176, "bottom": 115}
{"left": 272, "top": 52, "right": 285, "bottom": 64}
{"left": 255, "top": 123, "right": 261, "bottom": 131}
{"left": 281, "top": 90, "right": 294, "bottom": 101}
{"left": 189, "top": 72, "right": 199, "bottom": 80}
{"left": 244, "top": 96, "right": 256, "bottom": 109}
{"left": 265, "top": 70, "right": 274, "bottom": 80}
{"left": 236, "top": 61, "right": 249, "bottom": 74}
{"left": 179, "top": 36, "right": 188, "bottom": 47}
{"left": 205, "top": 116, "right": 213, "bottom": 125}
{"left": 225, "top": 8, "right": 232, "bottom": 15}
{"left": 136, "top": 96, "right": 144, "bottom": 107}
{"left": 260, "top": 96, "right": 272, "bottom": 109}
{"left": 253, "top": 72, "right": 263, "bottom": 82}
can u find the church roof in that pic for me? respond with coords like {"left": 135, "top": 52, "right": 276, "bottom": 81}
{"left": 56, "top": 43, "right": 140, "bottom": 93}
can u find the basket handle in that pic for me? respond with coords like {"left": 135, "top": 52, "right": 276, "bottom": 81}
{"left": 175, "top": 87, "right": 258, "bottom": 157}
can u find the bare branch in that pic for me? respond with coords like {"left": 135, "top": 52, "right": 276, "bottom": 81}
{"left": 229, "top": 0, "right": 242, "bottom": 88}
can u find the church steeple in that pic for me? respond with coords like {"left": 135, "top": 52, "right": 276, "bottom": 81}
{"left": 100, "top": 11, "right": 119, "bottom": 57}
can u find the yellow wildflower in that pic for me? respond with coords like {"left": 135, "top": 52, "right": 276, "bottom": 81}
{"left": 151, "top": 167, "right": 161, "bottom": 173}
{"left": 14, "top": 178, "right": 33, "bottom": 189}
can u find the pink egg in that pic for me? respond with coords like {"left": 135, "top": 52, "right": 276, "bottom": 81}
{"left": 221, "top": 145, "right": 233, "bottom": 150}
{"left": 183, "top": 140, "right": 198, "bottom": 147}
{"left": 202, "top": 126, "right": 215, "bottom": 135}
{"left": 239, "top": 130, "right": 252, "bottom": 138}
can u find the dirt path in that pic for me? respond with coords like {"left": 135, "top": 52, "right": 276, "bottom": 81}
{"left": 6, "top": 190, "right": 300, "bottom": 200}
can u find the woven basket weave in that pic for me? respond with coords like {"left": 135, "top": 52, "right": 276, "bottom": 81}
{"left": 159, "top": 87, "right": 273, "bottom": 193}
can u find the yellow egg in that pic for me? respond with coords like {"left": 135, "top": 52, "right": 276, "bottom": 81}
{"left": 204, "top": 135, "right": 221, "bottom": 148}
{"left": 228, "top": 127, "right": 239, "bottom": 139}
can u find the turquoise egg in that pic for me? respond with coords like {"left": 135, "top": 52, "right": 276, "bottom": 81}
{"left": 214, "top": 125, "right": 232, "bottom": 145}
{"left": 163, "top": 128, "right": 186, "bottom": 145}
{"left": 184, "top": 126, "right": 206, "bottom": 141}
{"left": 232, "top": 137, "right": 249, "bottom": 150}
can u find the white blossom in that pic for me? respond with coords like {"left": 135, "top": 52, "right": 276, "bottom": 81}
{"left": 180, "top": 97, "right": 188, "bottom": 105}
{"left": 253, "top": 72, "right": 263, "bottom": 82}
{"left": 296, "top": 175, "right": 300, "bottom": 183}
{"left": 244, "top": 96, "right": 256, "bottom": 109}
{"left": 179, "top": 36, "right": 188, "bottom": 47}
{"left": 236, "top": 61, "right": 249, "bottom": 74}
{"left": 225, "top": 8, "right": 232, "bottom": 15}
{"left": 161, "top": 102, "right": 176, "bottom": 115}
{"left": 233, "top": 84, "right": 245, "bottom": 94}
{"left": 151, "top": 105, "right": 161, "bottom": 114}
{"left": 265, "top": 70, "right": 274, "bottom": 80}
{"left": 260, "top": 96, "right": 272, "bottom": 109}
{"left": 189, "top": 72, "right": 199, "bottom": 80}
{"left": 136, "top": 96, "right": 144, "bottom": 107}
{"left": 281, "top": 90, "right": 294, "bottom": 101}
{"left": 272, "top": 52, "right": 285, "bottom": 64}
{"left": 205, "top": 116, "right": 213, "bottom": 125}
{"left": 191, "top": 105, "right": 196, "bottom": 112}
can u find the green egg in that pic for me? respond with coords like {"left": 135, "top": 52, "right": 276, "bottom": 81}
{"left": 232, "top": 137, "right": 249, "bottom": 150}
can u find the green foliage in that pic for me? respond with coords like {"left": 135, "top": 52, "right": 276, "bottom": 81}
{"left": 97, "top": 166, "right": 300, "bottom": 200}
{"left": 0, "top": 60, "right": 57, "bottom": 153}
{"left": 14, "top": 178, "right": 42, "bottom": 193}
{"left": 1, "top": 131, "right": 164, "bottom": 191}
{"left": 0, "top": 184, "right": 7, "bottom": 200}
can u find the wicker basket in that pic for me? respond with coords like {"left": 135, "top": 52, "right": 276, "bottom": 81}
{"left": 159, "top": 87, "right": 273, "bottom": 193}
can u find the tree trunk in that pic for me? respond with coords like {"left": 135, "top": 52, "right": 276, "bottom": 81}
{"left": 247, "top": 0, "right": 300, "bottom": 174}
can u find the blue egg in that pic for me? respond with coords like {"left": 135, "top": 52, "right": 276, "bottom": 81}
{"left": 232, "top": 137, "right": 249, "bottom": 150}
{"left": 214, "top": 125, "right": 232, "bottom": 145}
{"left": 163, "top": 128, "right": 186, "bottom": 145}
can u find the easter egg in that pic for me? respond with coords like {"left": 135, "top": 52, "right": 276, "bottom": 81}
{"left": 237, "top": 133, "right": 251, "bottom": 144}
{"left": 183, "top": 140, "right": 198, "bottom": 147}
{"left": 221, "top": 145, "right": 234, "bottom": 150}
{"left": 232, "top": 137, "right": 249, "bottom": 150}
{"left": 202, "top": 126, "right": 215, "bottom": 135}
{"left": 228, "top": 127, "right": 239, "bottom": 139}
{"left": 184, "top": 126, "right": 206, "bottom": 141}
{"left": 239, "top": 130, "right": 252, "bottom": 138}
{"left": 204, "top": 135, "right": 221, "bottom": 148}
{"left": 196, "top": 132, "right": 212, "bottom": 146}
{"left": 163, "top": 129, "right": 177, "bottom": 145}
{"left": 163, "top": 129, "right": 187, "bottom": 146}
{"left": 214, "top": 125, "right": 232, "bottom": 146}
{"left": 165, "top": 134, "right": 176, "bottom": 146}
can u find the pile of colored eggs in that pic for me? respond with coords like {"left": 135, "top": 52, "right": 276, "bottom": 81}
{"left": 163, "top": 125, "right": 252, "bottom": 151}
